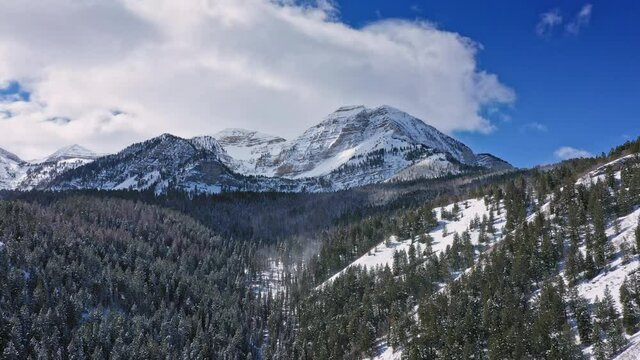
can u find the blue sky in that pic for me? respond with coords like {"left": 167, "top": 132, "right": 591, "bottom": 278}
{"left": 336, "top": 0, "right": 640, "bottom": 166}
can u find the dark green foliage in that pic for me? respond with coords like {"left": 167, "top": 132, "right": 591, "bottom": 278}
{"left": 0, "top": 197, "right": 260, "bottom": 359}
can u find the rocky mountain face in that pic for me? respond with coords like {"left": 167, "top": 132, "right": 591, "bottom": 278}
{"left": 216, "top": 105, "right": 511, "bottom": 189}
{"left": 0, "top": 148, "right": 25, "bottom": 190}
{"left": 0, "top": 145, "right": 103, "bottom": 190}
{"left": 1, "top": 105, "right": 513, "bottom": 193}
{"left": 45, "top": 134, "right": 320, "bottom": 194}
{"left": 18, "top": 145, "right": 103, "bottom": 190}
{"left": 47, "top": 134, "right": 236, "bottom": 193}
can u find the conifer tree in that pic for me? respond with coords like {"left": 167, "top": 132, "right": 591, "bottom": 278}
{"left": 620, "top": 279, "right": 639, "bottom": 334}
{"left": 591, "top": 322, "right": 607, "bottom": 360}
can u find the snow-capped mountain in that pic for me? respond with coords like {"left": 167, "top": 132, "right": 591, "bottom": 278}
{"left": 17, "top": 145, "right": 104, "bottom": 190}
{"left": 46, "top": 134, "right": 234, "bottom": 193}
{"left": 1, "top": 105, "right": 514, "bottom": 193}
{"left": 34, "top": 144, "right": 101, "bottom": 163}
{"left": 45, "top": 134, "right": 320, "bottom": 193}
{"left": 0, "top": 147, "right": 26, "bottom": 190}
{"left": 216, "top": 105, "right": 512, "bottom": 189}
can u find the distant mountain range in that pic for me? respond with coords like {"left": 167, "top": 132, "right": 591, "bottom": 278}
{"left": 0, "top": 105, "right": 513, "bottom": 193}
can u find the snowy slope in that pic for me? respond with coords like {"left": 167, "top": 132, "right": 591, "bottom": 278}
{"left": 557, "top": 155, "right": 640, "bottom": 309}
{"left": 366, "top": 154, "right": 639, "bottom": 360}
{"left": 614, "top": 331, "right": 640, "bottom": 360}
{"left": 0, "top": 147, "right": 26, "bottom": 190}
{"left": 576, "top": 154, "right": 637, "bottom": 187}
{"left": 213, "top": 128, "right": 286, "bottom": 174}
{"left": 214, "top": 105, "right": 513, "bottom": 189}
{"left": 45, "top": 134, "right": 325, "bottom": 194}
{"left": 18, "top": 145, "right": 104, "bottom": 190}
{"left": 573, "top": 207, "right": 640, "bottom": 307}
{"left": 46, "top": 134, "right": 237, "bottom": 193}
{"left": 322, "top": 197, "right": 507, "bottom": 286}
{"left": 33, "top": 144, "right": 102, "bottom": 163}
{"left": 475, "top": 153, "right": 513, "bottom": 171}
{"left": 264, "top": 105, "right": 478, "bottom": 179}
{"left": 387, "top": 152, "right": 461, "bottom": 182}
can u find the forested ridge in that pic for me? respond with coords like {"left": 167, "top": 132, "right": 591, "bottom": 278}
{"left": 0, "top": 137, "right": 639, "bottom": 359}
{"left": 0, "top": 197, "right": 263, "bottom": 359}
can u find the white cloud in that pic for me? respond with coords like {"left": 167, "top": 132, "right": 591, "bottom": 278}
{"left": 0, "top": 0, "right": 514, "bottom": 159}
{"left": 536, "top": 9, "right": 563, "bottom": 37}
{"left": 566, "top": 4, "right": 593, "bottom": 35}
{"left": 521, "top": 122, "right": 548, "bottom": 133}
{"left": 554, "top": 146, "right": 593, "bottom": 160}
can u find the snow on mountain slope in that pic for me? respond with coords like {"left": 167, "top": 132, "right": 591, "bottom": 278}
{"left": 387, "top": 152, "right": 461, "bottom": 182}
{"left": 214, "top": 106, "right": 512, "bottom": 190}
{"left": 368, "top": 341, "right": 402, "bottom": 360}
{"left": 368, "top": 155, "right": 637, "bottom": 360}
{"left": 213, "top": 128, "right": 286, "bottom": 174}
{"left": 44, "top": 134, "right": 323, "bottom": 194}
{"left": 321, "top": 197, "right": 507, "bottom": 287}
{"left": 576, "top": 154, "right": 637, "bottom": 187}
{"left": 614, "top": 332, "right": 640, "bottom": 360}
{"left": 46, "top": 134, "right": 238, "bottom": 193}
{"left": 475, "top": 153, "right": 513, "bottom": 171}
{"left": 0, "top": 147, "right": 26, "bottom": 190}
{"left": 573, "top": 207, "right": 640, "bottom": 308}
{"left": 33, "top": 144, "right": 102, "bottom": 163}
{"left": 17, "top": 145, "right": 104, "bottom": 190}
{"left": 215, "top": 128, "right": 286, "bottom": 152}
{"left": 560, "top": 155, "right": 640, "bottom": 310}
{"left": 271, "top": 105, "right": 478, "bottom": 178}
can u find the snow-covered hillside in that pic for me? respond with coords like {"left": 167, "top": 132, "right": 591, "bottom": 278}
{"left": 360, "top": 154, "right": 639, "bottom": 360}
{"left": 322, "top": 197, "right": 507, "bottom": 286}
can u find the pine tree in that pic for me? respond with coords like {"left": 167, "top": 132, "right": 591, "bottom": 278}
{"left": 565, "top": 238, "right": 583, "bottom": 285}
{"left": 591, "top": 322, "right": 607, "bottom": 360}
{"left": 584, "top": 254, "right": 598, "bottom": 279}
{"left": 569, "top": 288, "right": 592, "bottom": 345}
{"left": 592, "top": 287, "right": 629, "bottom": 357}
{"left": 620, "top": 279, "right": 638, "bottom": 334}
{"left": 589, "top": 188, "right": 608, "bottom": 269}
{"left": 606, "top": 319, "right": 629, "bottom": 356}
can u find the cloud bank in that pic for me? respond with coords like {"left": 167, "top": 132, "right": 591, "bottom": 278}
{"left": 0, "top": 0, "right": 514, "bottom": 159}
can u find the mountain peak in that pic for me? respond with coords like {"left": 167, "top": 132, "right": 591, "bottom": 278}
{"left": 40, "top": 144, "right": 101, "bottom": 163}
{"left": 190, "top": 135, "right": 227, "bottom": 155}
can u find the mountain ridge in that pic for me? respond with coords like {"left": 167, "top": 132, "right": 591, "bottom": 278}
{"left": 1, "top": 105, "right": 514, "bottom": 193}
